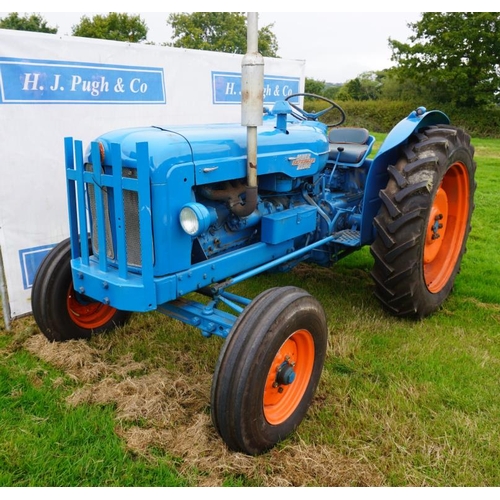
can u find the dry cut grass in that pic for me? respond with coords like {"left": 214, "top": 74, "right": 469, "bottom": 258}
{"left": 22, "top": 330, "right": 384, "bottom": 487}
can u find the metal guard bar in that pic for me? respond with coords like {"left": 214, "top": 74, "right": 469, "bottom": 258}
{"left": 64, "top": 137, "right": 155, "bottom": 309}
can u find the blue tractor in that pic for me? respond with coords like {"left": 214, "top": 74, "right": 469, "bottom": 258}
{"left": 31, "top": 93, "right": 475, "bottom": 455}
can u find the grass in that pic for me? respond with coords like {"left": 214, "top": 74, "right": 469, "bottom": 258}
{"left": 1, "top": 135, "right": 499, "bottom": 486}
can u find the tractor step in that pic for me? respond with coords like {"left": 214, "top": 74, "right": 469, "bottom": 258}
{"left": 331, "top": 229, "right": 361, "bottom": 247}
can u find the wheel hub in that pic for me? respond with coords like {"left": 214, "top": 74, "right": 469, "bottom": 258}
{"left": 430, "top": 213, "right": 444, "bottom": 240}
{"left": 424, "top": 187, "right": 448, "bottom": 264}
{"left": 275, "top": 359, "right": 296, "bottom": 386}
{"left": 67, "top": 285, "right": 117, "bottom": 328}
{"left": 263, "top": 329, "right": 315, "bottom": 425}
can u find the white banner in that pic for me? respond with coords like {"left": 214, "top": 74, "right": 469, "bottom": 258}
{"left": 0, "top": 29, "right": 305, "bottom": 321}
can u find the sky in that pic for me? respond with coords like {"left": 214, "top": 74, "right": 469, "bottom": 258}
{"left": 1, "top": 4, "right": 491, "bottom": 83}
{"left": 24, "top": 11, "right": 422, "bottom": 83}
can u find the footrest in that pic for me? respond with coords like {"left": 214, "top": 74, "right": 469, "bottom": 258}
{"left": 332, "top": 229, "right": 361, "bottom": 247}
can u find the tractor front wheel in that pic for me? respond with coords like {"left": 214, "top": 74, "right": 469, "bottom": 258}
{"left": 31, "top": 238, "right": 131, "bottom": 341}
{"left": 370, "top": 125, "right": 476, "bottom": 318}
{"left": 211, "top": 286, "right": 328, "bottom": 455}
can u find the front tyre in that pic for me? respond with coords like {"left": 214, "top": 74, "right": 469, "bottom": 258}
{"left": 370, "top": 125, "right": 476, "bottom": 318}
{"left": 31, "top": 238, "right": 131, "bottom": 341}
{"left": 211, "top": 286, "right": 328, "bottom": 455}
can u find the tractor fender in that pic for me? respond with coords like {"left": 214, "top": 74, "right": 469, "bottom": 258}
{"left": 359, "top": 107, "right": 450, "bottom": 245}
{"left": 375, "top": 107, "right": 450, "bottom": 158}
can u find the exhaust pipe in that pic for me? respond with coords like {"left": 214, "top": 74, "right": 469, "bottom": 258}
{"left": 235, "top": 12, "right": 264, "bottom": 217}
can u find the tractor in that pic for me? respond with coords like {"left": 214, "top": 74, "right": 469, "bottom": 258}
{"left": 31, "top": 90, "right": 476, "bottom": 455}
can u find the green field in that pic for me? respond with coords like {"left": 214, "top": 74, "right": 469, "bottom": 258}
{"left": 1, "top": 135, "right": 499, "bottom": 486}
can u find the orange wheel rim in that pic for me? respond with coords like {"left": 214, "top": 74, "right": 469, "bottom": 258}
{"left": 67, "top": 285, "right": 117, "bottom": 329}
{"left": 263, "top": 329, "right": 315, "bottom": 425}
{"left": 424, "top": 162, "right": 470, "bottom": 293}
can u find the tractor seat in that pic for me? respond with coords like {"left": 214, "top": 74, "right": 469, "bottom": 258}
{"left": 328, "top": 127, "right": 374, "bottom": 167}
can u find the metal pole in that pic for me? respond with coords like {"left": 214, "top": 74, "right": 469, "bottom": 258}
{"left": 0, "top": 247, "right": 11, "bottom": 331}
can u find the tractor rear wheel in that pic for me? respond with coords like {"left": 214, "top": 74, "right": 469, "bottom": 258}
{"left": 31, "top": 238, "right": 131, "bottom": 341}
{"left": 370, "top": 125, "right": 476, "bottom": 318}
{"left": 211, "top": 286, "right": 328, "bottom": 455}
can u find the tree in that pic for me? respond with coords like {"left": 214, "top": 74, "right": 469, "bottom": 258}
{"left": 378, "top": 68, "right": 425, "bottom": 103}
{"left": 72, "top": 13, "right": 148, "bottom": 43}
{"left": 337, "top": 78, "right": 363, "bottom": 101}
{"left": 167, "top": 12, "right": 278, "bottom": 57}
{"left": 336, "top": 72, "right": 382, "bottom": 101}
{"left": 0, "top": 12, "right": 57, "bottom": 33}
{"left": 389, "top": 12, "right": 500, "bottom": 107}
{"left": 323, "top": 84, "right": 341, "bottom": 101}
{"left": 305, "top": 77, "right": 326, "bottom": 95}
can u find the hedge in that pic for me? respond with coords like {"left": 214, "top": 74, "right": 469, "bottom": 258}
{"left": 306, "top": 99, "right": 500, "bottom": 138}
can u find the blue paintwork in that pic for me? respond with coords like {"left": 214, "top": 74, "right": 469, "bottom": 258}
{"left": 358, "top": 107, "right": 450, "bottom": 245}
{"left": 261, "top": 205, "right": 317, "bottom": 245}
{"left": 64, "top": 101, "right": 451, "bottom": 338}
{"left": 376, "top": 107, "right": 449, "bottom": 157}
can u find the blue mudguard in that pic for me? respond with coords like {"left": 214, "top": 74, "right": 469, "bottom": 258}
{"left": 359, "top": 107, "right": 450, "bottom": 245}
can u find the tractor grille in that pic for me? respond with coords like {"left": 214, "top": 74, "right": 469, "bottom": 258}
{"left": 87, "top": 181, "right": 114, "bottom": 260}
{"left": 86, "top": 164, "right": 142, "bottom": 268}
{"left": 123, "top": 187, "right": 142, "bottom": 267}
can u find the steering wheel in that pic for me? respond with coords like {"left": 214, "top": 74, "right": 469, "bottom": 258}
{"left": 284, "top": 93, "right": 346, "bottom": 127}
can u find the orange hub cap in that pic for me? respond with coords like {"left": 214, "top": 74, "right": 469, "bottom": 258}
{"left": 263, "top": 329, "right": 315, "bottom": 425}
{"left": 424, "top": 162, "right": 470, "bottom": 293}
{"left": 67, "top": 286, "right": 117, "bottom": 329}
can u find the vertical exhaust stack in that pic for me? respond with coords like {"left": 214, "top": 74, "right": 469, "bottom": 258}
{"left": 235, "top": 12, "right": 264, "bottom": 217}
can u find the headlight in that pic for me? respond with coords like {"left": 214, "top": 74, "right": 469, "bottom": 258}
{"left": 179, "top": 203, "right": 216, "bottom": 236}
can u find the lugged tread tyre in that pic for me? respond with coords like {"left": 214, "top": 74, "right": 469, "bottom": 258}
{"left": 31, "top": 238, "right": 131, "bottom": 341}
{"left": 370, "top": 125, "right": 476, "bottom": 318}
{"left": 211, "top": 286, "right": 327, "bottom": 455}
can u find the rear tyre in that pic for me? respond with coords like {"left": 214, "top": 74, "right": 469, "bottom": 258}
{"left": 211, "top": 286, "right": 328, "bottom": 455}
{"left": 31, "top": 238, "right": 131, "bottom": 341}
{"left": 370, "top": 125, "right": 476, "bottom": 318}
